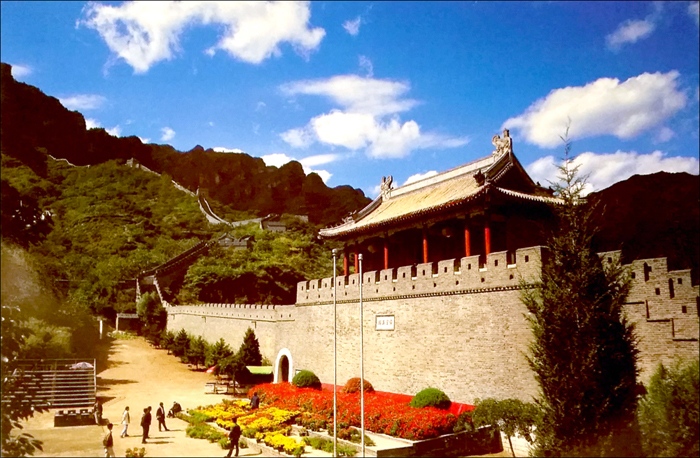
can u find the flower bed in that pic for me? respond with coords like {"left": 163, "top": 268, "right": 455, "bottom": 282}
{"left": 188, "top": 400, "right": 305, "bottom": 456}
{"left": 250, "top": 383, "right": 457, "bottom": 441}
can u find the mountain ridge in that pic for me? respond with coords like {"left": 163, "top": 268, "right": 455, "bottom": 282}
{"left": 0, "top": 62, "right": 371, "bottom": 226}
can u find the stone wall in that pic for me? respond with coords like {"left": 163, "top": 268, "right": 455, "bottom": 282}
{"left": 165, "top": 246, "right": 699, "bottom": 405}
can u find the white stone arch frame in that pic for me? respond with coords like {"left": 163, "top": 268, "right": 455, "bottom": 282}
{"left": 273, "top": 348, "right": 294, "bottom": 383}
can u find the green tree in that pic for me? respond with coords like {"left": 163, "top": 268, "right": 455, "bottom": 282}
{"left": 219, "top": 353, "right": 250, "bottom": 384}
{"left": 205, "top": 338, "right": 233, "bottom": 372}
{"left": 136, "top": 292, "right": 167, "bottom": 343}
{"left": 187, "top": 336, "right": 209, "bottom": 370}
{"left": 470, "top": 398, "right": 541, "bottom": 457}
{"left": 522, "top": 132, "right": 640, "bottom": 456}
{"left": 238, "top": 328, "right": 262, "bottom": 366}
{"left": 1, "top": 303, "right": 44, "bottom": 456}
{"left": 172, "top": 329, "right": 191, "bottom": 359}
{"left": 638, "top": 360, "right": 699, "bottom": 457}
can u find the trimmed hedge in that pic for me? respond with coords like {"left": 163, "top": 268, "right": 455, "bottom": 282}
{"left": 344, "top": 377, "right": 375, "bottom": 394}
{"left": 292, "top": 370, "right": 322, "bottom": 390}
{"left": 409, "top": 388, "right": 451, "bottom": 410}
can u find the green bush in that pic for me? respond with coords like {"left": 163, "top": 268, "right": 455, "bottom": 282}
{"left": 343, "top": 377, "right": 374, "bottom": 394}
{"left": 292, "top": 370, "right": 322, "bottom": 390}
{"left": 409, "top": 388, "right": 451, "bottom": 410}
{"left": 337, "top": 444, "right": 357, "bottom": 457}
{"left": 241, "top": 428, "right": 257, "bottom": 439}
{"left": 638, "top": 360, "right": 699, "bottom": 457}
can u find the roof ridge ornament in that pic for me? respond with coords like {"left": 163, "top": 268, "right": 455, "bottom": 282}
{"left": 380, "top": 175, "right": 394, "bottom": 201}
{"left": 492, "top": 129, "right": 513, "bottom": 157}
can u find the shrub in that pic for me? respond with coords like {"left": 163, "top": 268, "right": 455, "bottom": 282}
{"left": 172, "top": 329, "right": 191, "bottom": 359}
{"left": 125, "top": 447, "right": 146, "bottom": 457}
{"left": 292, "top": 370, "right": 322, "bottom": 390}
{"left": 409, "top": 388, "right": 451, "bottom": 410}
{"left": 337, "top": 444, "right": 357, "bottom": 456}
{"left": 638, "top": 360, "right": 699, "bottom": 457}
{"left": 344, "top": 378, "right": 374, "bottom": 394}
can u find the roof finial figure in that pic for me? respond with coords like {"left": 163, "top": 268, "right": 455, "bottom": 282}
{"left": 380, "top": 175, "right": 394, "bottom": 201}
{"left": 492, "top": 129, "right": 513, "bottom": 157}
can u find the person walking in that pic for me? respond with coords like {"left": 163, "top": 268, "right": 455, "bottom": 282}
{"left": 140, "top": 407, "right": 152, "bottom": 443}
{"left": 225, "top": 421, "right": 241, "bottom": 458}
{"left": 103, "top": 423, "right": 115, "bottom": 457}
{"left": 156, "top": 402, "right": 169, "bottom": 432}
{"left": 94, "top": 400, "right": 103, "bottom": 425}
{"left": 120, "top": 406, "right": 130, "bottom": 438}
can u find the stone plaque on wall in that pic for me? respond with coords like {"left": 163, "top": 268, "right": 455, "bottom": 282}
{"left": 375, "top": 314, "right": 395, "bottom": 331}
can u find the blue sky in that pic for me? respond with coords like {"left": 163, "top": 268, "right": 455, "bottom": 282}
{"left": 2, "top": 1, "right": 699, "bottom": 197}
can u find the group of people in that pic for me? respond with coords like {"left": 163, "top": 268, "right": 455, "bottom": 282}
{"left": 102, "top": 394, "right": 259, "bottom": 458}
{"left": 101, "top": 401, "right": 181, "bottom": 457}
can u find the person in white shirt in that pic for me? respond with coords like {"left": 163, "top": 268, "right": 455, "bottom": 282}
{"left": 120, "top": 406, "right": 130, "bottom": 438}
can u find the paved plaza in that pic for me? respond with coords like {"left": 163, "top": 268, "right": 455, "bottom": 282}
{"left": 21, "top": 336, "right": 258, "bottom": 457}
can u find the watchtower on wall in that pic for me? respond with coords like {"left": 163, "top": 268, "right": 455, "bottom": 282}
{"left": 320, "top": 129, "right": 561, "bottom": 274}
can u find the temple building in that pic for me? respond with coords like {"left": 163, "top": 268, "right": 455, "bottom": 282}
{"left": 320, "top": 129, "right": 561, "bottom": 273}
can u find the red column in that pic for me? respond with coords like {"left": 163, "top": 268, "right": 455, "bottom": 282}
{"left": 422, "top": 226, "right": 429, "bottom": 263}
{"left": 384, "top": 238, "right": 389, "bottom": 270}
{"left": 343, "top": 249, "right": 348, "bottom": 276}
{"left": 484, "top": 215, "right": 491, "bottom": 256}
{"left": 354, "top": 246, "right": 359, "bottom": 273}
{"left": 464, "top": 219, "right": 471, "bottom": 257}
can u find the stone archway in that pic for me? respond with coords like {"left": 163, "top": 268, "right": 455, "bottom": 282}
{"left": 273, "top": 348, "right": 294, "bottom": 383}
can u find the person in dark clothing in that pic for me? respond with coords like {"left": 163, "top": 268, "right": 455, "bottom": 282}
{"left": 225, "top": 421, "right": 241, "bottom": 458}
{"left": 103, "top": 423, "right": 115, "bottom": 457}
{"left": 140, "top": 407, "right": 152, "bottom": 443}
{"left": 168, "top": 401, "right": 182, "bottom": 418}
{"left": 156, "top": 402, "right": 169, "bottom": 431}
{"left": 250, "top": 392, "right": 260, "bottom": 410}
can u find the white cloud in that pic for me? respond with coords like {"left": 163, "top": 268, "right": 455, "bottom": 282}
{"left": 106, "top": 125, "right": 122, "bottom": 137}
{"left": 503, "top": 71, "right": 687, "bottom": 148}
{"left": 606, "top": 3, "right": 664, "bottom": 51}
{"left": 260, "top": 153, "right": 334, "bottom": 183}
{"left": 261, "top": 153, "right": 293, "bottom": 168}
{"left": 655, "top": 126, "right": 675, "bottom": 143}
{"left": 208, "top": 121, "right": 214, "bottom": 127}
{"left": 138, "top": 136, "right": 150, "bottom": 144}
{"left": 79, "top": 1, "right": 325, "bottom": 73}
{"left": 281, "top": 74, "right": 416, "bottom": 116}
{"left": 280, "top": 128, "right": 315, "bottom": 149}
{"left": 280, "top": 75, "right": 468, "bottom": 158}
{"left": 213, "top": 146, "right": 245, "bottom": 153}
{"left": 343, "top": 16, "right": 361, "bottom": 36}
{"left": 161, "top": 127, "right": 176, "bottom": 141}
{"left": 255, "top": 101, "right": 267, "bottom": 112}
{"left": 358, "top": 55, "right": 373, "bottom": 78}
{"left": 59, "top": 94, "right": 107, "bottom": 111}
{"left": 298, "top": 153, "right": 342, "bottom": 167}
{"left": 85, "top": 118, "right": 101, "bottom": 129}
{"left": 10, "top": 64, "right": 32, "bottom": 79}
{"left": 606, "top": 19, "right": 655, "bottom": 50}
{"left": 689, "top": 1, "right": 699, "bottom": 26}
{"left": 404, "top": 171, "right": 438, "bottom": 185}
{"left": 526, "top": 150, "right": 699, "bottom": 195}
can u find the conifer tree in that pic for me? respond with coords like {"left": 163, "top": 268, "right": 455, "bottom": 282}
{"left": 522, "top": 131, "right": 640, "bottom": 456}
{"left": 238, "top": 327, "right": 262, "bottom": 366}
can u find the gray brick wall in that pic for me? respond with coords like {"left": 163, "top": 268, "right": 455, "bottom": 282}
{"left": 166, "top": 247, "right": 699, "bottom": 405}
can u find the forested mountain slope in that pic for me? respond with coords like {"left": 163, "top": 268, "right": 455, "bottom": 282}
{"left": 0, "top": 62, "right": 370, "bottom": 226}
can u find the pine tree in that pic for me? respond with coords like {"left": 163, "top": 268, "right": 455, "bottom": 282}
{"left": 237, "top": 327, "right": 262, "bottom": 366}
{"left": 522, "top": 132, "right": 640, "bottom": 456}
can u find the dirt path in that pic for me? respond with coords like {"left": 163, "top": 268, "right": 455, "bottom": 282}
{"left": 21, "top": 336, "right": 259, "bottom": 457}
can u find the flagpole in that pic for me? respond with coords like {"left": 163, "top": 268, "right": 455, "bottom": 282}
{"left": 332, "top": 249, "right": 338, "bottom": 458}
{"left": 359, "top": 253, "right": 365, "bottom": 457}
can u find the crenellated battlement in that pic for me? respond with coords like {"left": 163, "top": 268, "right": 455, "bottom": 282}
{"left": 297, "top": 246, "right": 547, "bottom": 305}
{"left": 168, "top": 303, "right": 296, "bottom": 322}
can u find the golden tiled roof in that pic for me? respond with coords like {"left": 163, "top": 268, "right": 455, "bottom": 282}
{"left": 320, "top": 151, "right": 560, "bottom": 238}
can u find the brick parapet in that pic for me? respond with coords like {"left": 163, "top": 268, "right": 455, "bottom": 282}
{"left": 297, "top": 246, "right": 546, "bottom": 304}
{"left": 167, "top": 303, "right": 296, "bottom": 322}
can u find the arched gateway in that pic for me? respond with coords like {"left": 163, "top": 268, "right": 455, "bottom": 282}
{"left": 274, "top": 348, "right": 294, "bottom": 383}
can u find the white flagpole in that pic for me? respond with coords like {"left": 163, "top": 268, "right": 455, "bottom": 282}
{"left": 332, "top": 249, "right": 338, "bottom": 458}
{"left": 359, "top": 253, "right": 365, "bottom": 457}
